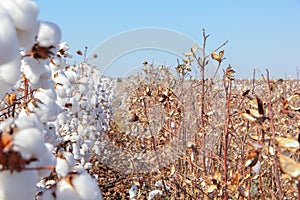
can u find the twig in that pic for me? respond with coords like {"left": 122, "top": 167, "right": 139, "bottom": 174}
{"left": 142, "top": 98, "right": 170, "bottom": 197}
{"left": 222, "top": 72, "right": 233, "bottom": 200}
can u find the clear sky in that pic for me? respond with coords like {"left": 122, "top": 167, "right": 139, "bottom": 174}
{"left": 35, "top": 0, "right": 300, "bottom": 79}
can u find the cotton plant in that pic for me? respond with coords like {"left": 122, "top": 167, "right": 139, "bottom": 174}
{"left": 52, "top": 60, "right": 113, "bottom": 166}
{"left": 0, "top": 0, "right": 105, "bottom": 199}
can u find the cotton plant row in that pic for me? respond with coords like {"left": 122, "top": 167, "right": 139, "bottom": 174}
{"left": 0, "top": 0, "right": 108, "bottom": 199}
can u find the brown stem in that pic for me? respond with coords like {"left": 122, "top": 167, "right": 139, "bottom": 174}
{"left": 142, "top": 98, "right": 170, "bottom": 197}
{"left": 222, "top": 76, "right": 232, "bottom": 200}
{"left": 266, "top": 69, "right": 283, "bottom": 199}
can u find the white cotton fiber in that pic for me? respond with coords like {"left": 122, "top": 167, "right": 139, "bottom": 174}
{"left": 0, "top": 0, "right": 39, "bottom": 49}
{"left": 23, "top": 57, "right": 48, "bottom": 79}
{"left": 16, "top": 27, "right": 38, "bottom": 50}
{"left": 56, "top": 152, "right": 75, "bottom": 177}
{"left": 0, "top": 56, "right": 20, "bottom": 83}
{"left": 37, "top": 21, "right": 61, "bottom": 48}
{"left": 72, "top": 172, "right": 103, "bottom": 200}
{"left": 0, "top": 168, "right": 38, "bottom": 200}
{"left": 148, "top": 190, "right": 163, "bottom": 200}
{"left": 56, "top": 179, "right": 81, "bottom": 200}
{"left": 37, "top": 143, "right": 56, "bottom": 178}
{"left": 0, "top": 0, "right": 38, "bottom": 31}
{"left": 0, "top": 6, "right": 19, "bottom": 65}
{"left": 12, "top": 127, "right": 47, "bottom": 160}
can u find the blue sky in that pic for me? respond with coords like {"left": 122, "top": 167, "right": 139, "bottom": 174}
{"left": 35, "top": 0, "right": 300, "bottom": 78}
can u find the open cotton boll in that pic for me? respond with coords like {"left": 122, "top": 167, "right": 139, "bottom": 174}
{"left": 40, "top": 88, "right": 57, "bottom": 102}
{"left": 0, "top": 57, "right": 20, "bottom": 98}
{"left": 49, "top": 57, "right": 68, "bottom": 72}
{"left": 57, "top": 42, "right": 72, "bottom": 58}
{"left": 29, "top": 90, "right": 63, "bottom": 122}
{"left": 148, "top": 190, "right": 163, "bottom": 200}
{"left": 71, "top": 172, "right": 103, "bottom": 200}
{"left": 0, "top": 10, "right": 20, "bottom": 99}
{"left": 54, "top": 74, "right": 72, "bottom": 98}
{"left": 0, "top": 166, "right": 38, "bottom": 200}
{"left": 129, "top": 184, "right": 138, "bottom": 200}
{"left": 0, "top": 0, "right": 38, "bottom": 31}
{"left": 56, "top": 179, "right": 81, "bottom": 200}
{"left": 12, "top": 127, "right": 47, "bottom": 160}
{"left": 14, "top": 115, "right": 42, "bottom": 130}
{"left": 23, "top": 57, "right": 47, "bottom": 79}
{"left": 0, "top": 0, "right": 38, "bottom": 49}
{"left": 0, "top": 6, "right": 19, "bottom": 65}
{"left": 17, "top": 27, "right": 38, "bottom": 50}
{"left": 64, "top": 70, "right": 77, "bottom": 84}
{"left": 56, "top": 152, "right": 75, "bottom": 177}
{"left": 37, "top": 21, "right": 61, "bottom": 48}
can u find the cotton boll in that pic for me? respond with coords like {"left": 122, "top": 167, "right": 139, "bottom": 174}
{"left": 16, "top": 27, "right": 38, "bottom": 50}
{"left": 0, "top": 0, "right": 38, "bottom": 30}
{"left": 37, "top": 21, "right": 61, "bottom": 49}
{"left": 29, "top": 90, "right": 63, "bottom": 122}
{"left": 64, "top": 70, "right": 77, "bottom": 84}
{"left": 148, "top": 190, "right": 163, "bottom": 200}
{"left": 0, "top": 6, "right": 19, "bottom": 64}
{"left": 12, "top": 127, "right": 47, "bottom": 160}
{"left": 129, "top": 184, "right": 138, "bottom": 200}
{"left": 58, "top": 42, "right": 72, "bottom": 58}
{"left": 14, "top": 115, "right": 41, "bottom": 130}
{"left": 56, "top": 179, "right": 81, "bottom": 200}
{"left": 55, "top": 84, "right": 67, "bottom": 99}
{"left": 49, "top": 57, "right": 66, "bottom": 72}
{"left": 0, "top": 167, "right": 38, "bottom": 200}
{"left": 84, "top": 162, "right": 93, "bottom": 170}
{"left": 0, "top": 56, "right": 20, "bottom": 94}
{"left": 40, "top": 88, "right": 57, "bottom": 102}
{"left": 71, "top": 172, "right": 103, "bottom": 200}
{"left": 56, "top": 152, "right": 75, "bottom": 177}
{"left": 22, "top": 57, "right": 47, "bottom": 83}
{"left": 0, "top": 0, "right": 38, "bottom": 49}
{"left": 54, "top": 74, "right": 72, "bottom": 98}
{"left": 72, "top": 142, "right": 81, "bottom": 160}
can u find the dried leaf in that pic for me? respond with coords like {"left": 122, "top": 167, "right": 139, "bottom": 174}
{"left": 218, "top": 50, "right": 224, "bottom": 59}
{"left": 241, "top": 112, "right": 256, "bottom": 123}
{"left": 170, "top": 165, "right": 176, "bottom": 177}
{"left": 275, "top": 136, "right": 300, "bottom": 151}
{"left": 242, "top": 89, "right": 251, "bottom": 97}
{"left": 191, "top": 44, "right": 198, "bottom": 53}
{"left": 183, "top": 52, "right": 193, "bottom": 57}
{"left": 76, "top": 50, "right": 83, "bottom": 56}
{"left": 245, "top": 149, "right": 259, "bottom": 168}
{"left": 279, "top": 154, "right": 300, "bottom": 178}
{"left": 256, "top": 96, "right": 264, "bottom": 116}
{"left": 5, "top": 93, "right": 17, "bottom": 105}
{"left": 211, "top": 51, "right": 219, "bottom": 61}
